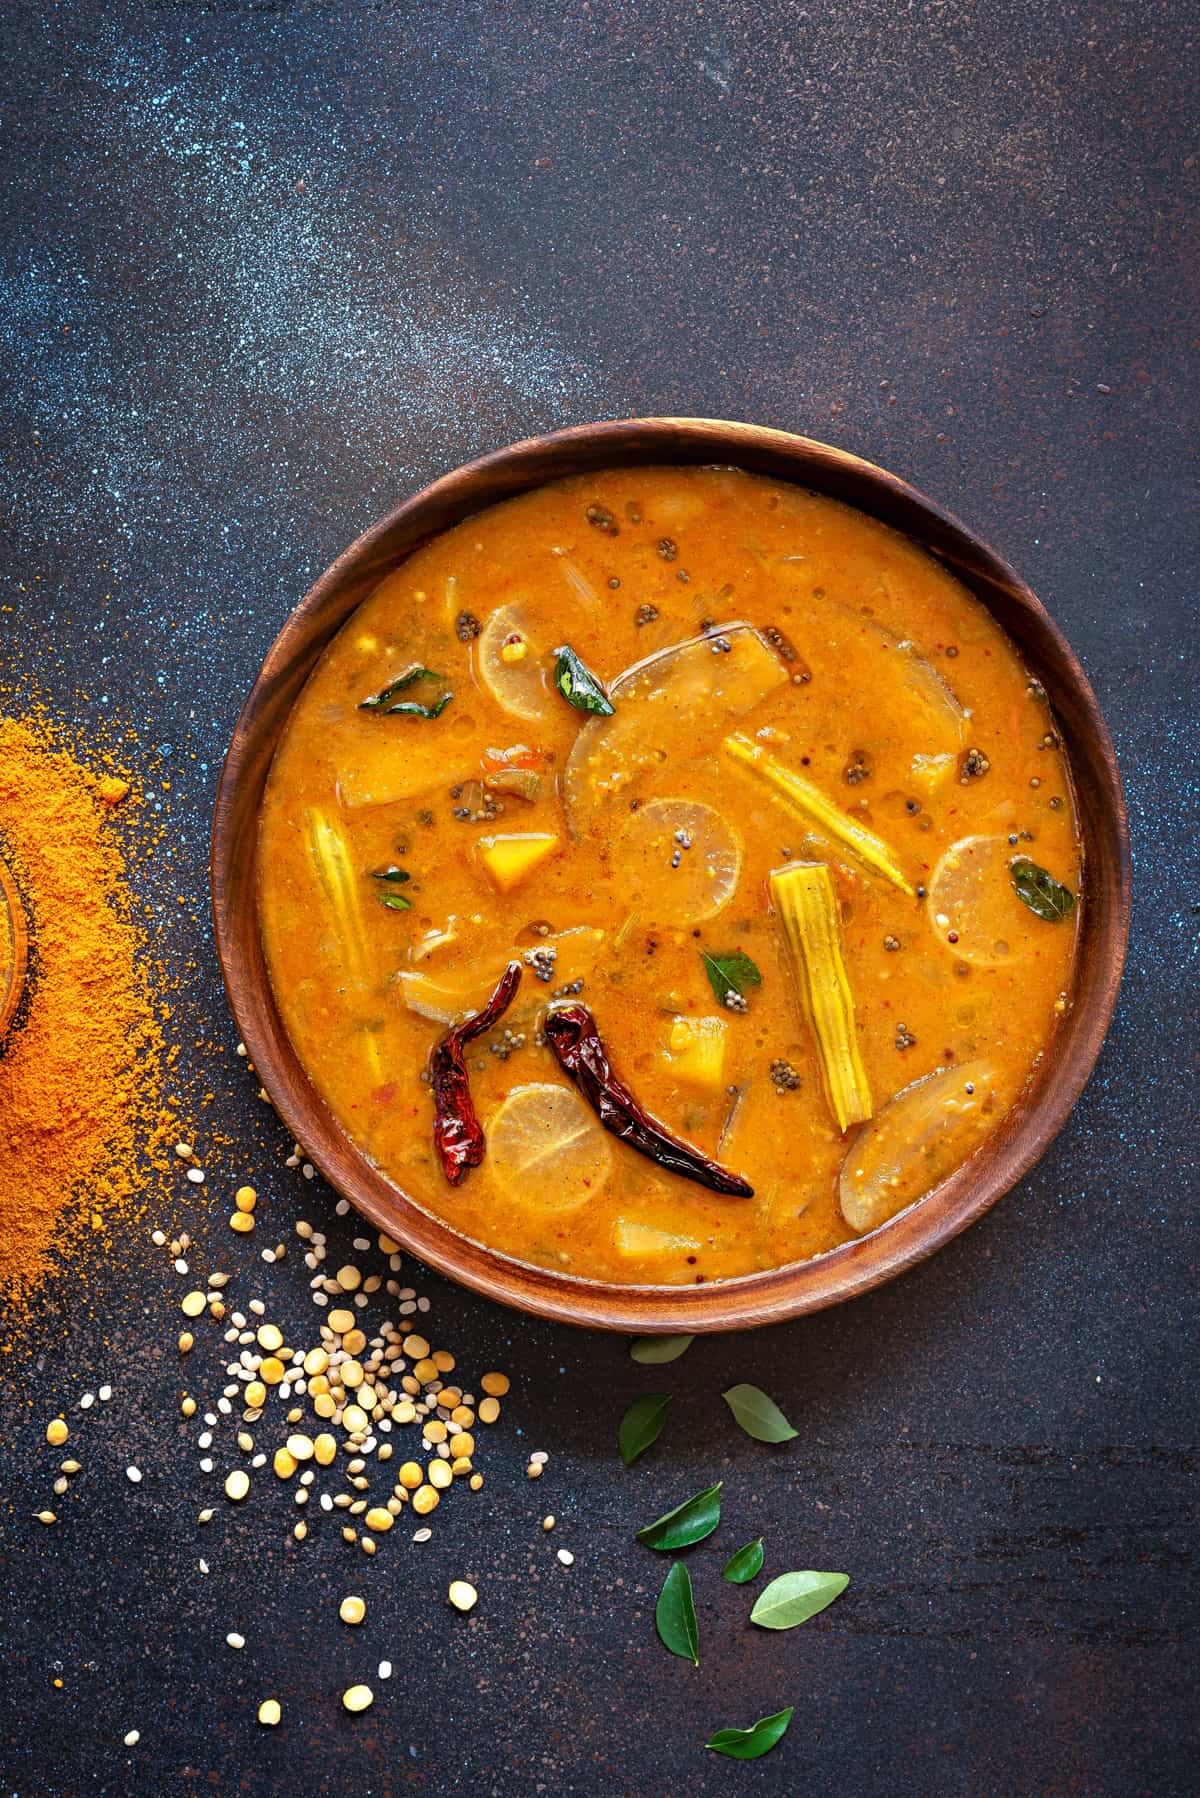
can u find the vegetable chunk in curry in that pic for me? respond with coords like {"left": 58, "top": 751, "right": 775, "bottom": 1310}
{"left": 258, "top": 468, "right": 1081, "bottom": 1285}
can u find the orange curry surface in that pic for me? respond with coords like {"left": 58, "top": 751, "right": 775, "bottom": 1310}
{"left": 258, "top": 468, "right": 1081, "bottom": 1285}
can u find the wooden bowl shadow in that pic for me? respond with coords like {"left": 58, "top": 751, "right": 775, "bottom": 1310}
{"left": 211, "top": 419, "right": 1131, "bottom": 1332}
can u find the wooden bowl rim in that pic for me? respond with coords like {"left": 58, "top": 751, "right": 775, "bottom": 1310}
{"left": 211, "top": 418, "right": 1131, "bottom": 1332}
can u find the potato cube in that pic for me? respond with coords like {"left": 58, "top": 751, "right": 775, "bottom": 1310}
{"left": 476, "top": 832, "right": 560, "bottom": 894}
{"left": 663, "top": 1015, "right": 728, "bottom": 1092}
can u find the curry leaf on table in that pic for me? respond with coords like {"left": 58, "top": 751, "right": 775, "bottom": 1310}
{"left": 636, "top": 1481, "right": 722, "bottom": 1551}
{"left": 1010, "top": 856, "right": 1076, "bottom": 922}
{"left": 553, "top": 644, "right": 614, "bottom": 716}
{"left": 750, "top": 1570, "right": 849, "bottom": 1630}
{"left": 655, "top": 1561, "right": 700, "bottom": 1666}
{"left": 722, "top": 1538, "right": 765, "bottom": 1584}
{"left": 706, "top": 1706, "right": 794, "bottom": 1761}
{"left": 700, "top": 948, "right": 762, "bottom": 1009}
{"left": 630, "top": 1333, "right": 694, "bottom": 1365}
{"left": 619, "top": 1393, "right": 671, "bottom": 1466}
{"left": 722, "top": 1383, "right": 798, "bottom": 1444}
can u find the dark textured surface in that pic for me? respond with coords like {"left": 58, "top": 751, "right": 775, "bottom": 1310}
{"left": 1, "top": 3, "right": 1196, "bottom": 1794}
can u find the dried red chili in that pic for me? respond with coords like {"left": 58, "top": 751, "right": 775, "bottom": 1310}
{"left": 430, "top": 961, "right": 522, "bottom": 1186}
{"left": 543, "top": 1003, "right": 754, "bottom": 1198}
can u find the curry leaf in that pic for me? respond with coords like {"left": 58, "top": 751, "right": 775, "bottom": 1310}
{"left": 377, "top": 892, "right": 413, "bottom": 912}
{"left": 1010, "top": 856, "right": 1076, "bottom": 922}
{"left": 630, "top": 1334, "right": 694, "bottom": 1365}
{"left": 359, "top": 666, "right": 453, "bottom": 718}
{"left": 722, "top": 1383, "right": 798, "bottom": 1444}
{"left": 636, "top": 1481, "right": 722, "bottom": 1552}
{"left": 722, "top": 1538, "right": 765, "bottom": 1584}
{"left": 655, "top": 1561, "right": 700, "bottom": 1665}
{"left": 371, "top": 865, "right": 412, "bottom": 883}
{"left": 619, "top": 1393, "right": 671, "bottom": 1466}
{"left": 706, "top": 1707, "right": 793, "bottom": 1761}
{"left": 750, "top": 1570, "right": 849, "bottom": 1630}
{"left": 700, "top": 949, "right": 762, "bottom": 1009}
{"left": 553, "top": 644, "right": 614, "bottom": 716}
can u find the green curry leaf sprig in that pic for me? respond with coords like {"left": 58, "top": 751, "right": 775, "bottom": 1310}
{"left": 700, "top": 949, "right": 762, "bottom": 1011}
{"left": 359, "top": 666, "right": 453, "bottom": 719}
{"left": 1010, "top": 856, "right": 1076, "bottom": 922}
{"left": 553, "top": 644, "right": 614, "bottom": 716}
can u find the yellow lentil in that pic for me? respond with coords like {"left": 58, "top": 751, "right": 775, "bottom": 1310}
{"left": 258, "top": 1699, "right": 281, "bottom": 1727}
{"left": 478, "top": 1397, "right": 501, "bottom": 1425}
{"left": 235, "top": 1186, "right": 258, "bottom": 1212}
{"left": 365, "top": 1507, "right": 393, "bottom": 1533}
{"left": 342, "top": 1685, "right": 373, "bottom": 1714}
{"left": 45, "top": 1419, "right": 68, "bottom": 1447}
{"left": 229, "top": 1211, "right": 255, "bottom": 1234}
{"left": 412, "top": 1485, "right": 439, "bottom": 1515}
{"left": 180, "top": 1291, "right": 206, "bottom": 1319}
{"left": 448, "top": 1580, "right": 478, "bottom": 1613}
{"left": 245, "top": 1380, "right": 267, "bottom": 1409}
{"left": 428, "top": 1461, "right": 453, "bottom": 1490}
{"left": 339, "top": 1595, "right": 366, "bottom": 1625}
{"left": 224, "top": 1470, "right": 250, "bottom": 1502}
{"left": 481, "top": 1372, "right": 510, "bottom": 1397}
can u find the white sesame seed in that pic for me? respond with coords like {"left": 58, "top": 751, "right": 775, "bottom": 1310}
{"left": 378, "top": 1660, "right": 393, "bottom": 1680}
{"left": 557, "top": 1549, "right": 574, "bottom": 1566}
{"left": 198, "top": 1558, "right": 209, "bottom": 1574}
{"left": 126, "top": 1466, "right": 142, "bottom": 1484}
{"left": 123, "top": 1729, "right": 140, "bottom": 1747}
{"left": 80, "top": 1393, "right": 95, "bottom": 1410}
{"left": 99, "top": 1385, "right": 113, "bottom": 1401}
{"left": 226, "top": 1632, "right": 245, "bottom": 1650}
{"left": 186, "top": 1167, "right": 205, "bottom": 1185}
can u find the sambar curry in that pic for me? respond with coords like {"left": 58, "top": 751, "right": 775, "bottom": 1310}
{"left": 258, "top": 468, "right": 1081, "bottom": 1284}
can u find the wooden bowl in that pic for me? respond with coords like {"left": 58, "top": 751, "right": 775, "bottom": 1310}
{"left": 211, "top": 420, "right": 1131, "bottom": 1332}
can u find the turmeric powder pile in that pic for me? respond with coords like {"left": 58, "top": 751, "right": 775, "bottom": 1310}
{"left": 0, "top": 713, "right": 167, "bottom": 1311}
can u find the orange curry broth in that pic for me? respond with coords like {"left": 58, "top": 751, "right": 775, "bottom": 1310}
{"left": 257, "top": 468, "right": 1081, "bottom": 1285}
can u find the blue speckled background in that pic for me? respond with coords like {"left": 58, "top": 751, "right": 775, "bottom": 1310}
{"left": 1, "top": 2, "right": 1196, "bottom": 1793}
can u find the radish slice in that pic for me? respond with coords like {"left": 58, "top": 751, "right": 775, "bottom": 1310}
{"left": 838, "top": 1060, "right": 1000, "bottom": 1234}
{"left": 564, "top": 622, "right": 788, "bottom": 813}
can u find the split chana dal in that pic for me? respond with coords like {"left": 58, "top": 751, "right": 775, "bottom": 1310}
{"left": 258, "top": 467, "right": 1081, "bottom": 1284}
